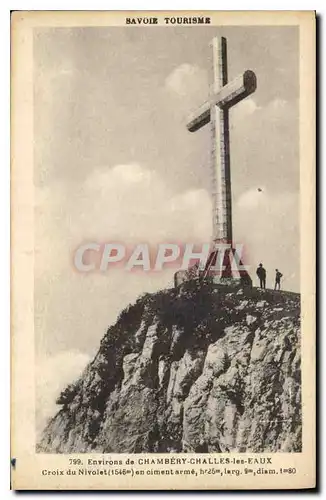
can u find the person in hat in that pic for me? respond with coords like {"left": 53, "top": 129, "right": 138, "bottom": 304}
{"left": 256, "top": 263, "right": 266, "bottom": 289}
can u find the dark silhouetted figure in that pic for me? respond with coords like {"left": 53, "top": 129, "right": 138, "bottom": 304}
{"left": 256, "top": 263, "right": 266, "bottom": 289}
{"left": 274, "top": 269, "right": 283, "bottom": 290}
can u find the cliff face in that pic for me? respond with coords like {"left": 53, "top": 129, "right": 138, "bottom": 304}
{"left": 38, "top": 282, "right": 301, "bottom": 454}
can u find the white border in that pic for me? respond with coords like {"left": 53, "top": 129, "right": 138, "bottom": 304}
{"left": 3, "top": 2, "right": 321, "bottom": 498}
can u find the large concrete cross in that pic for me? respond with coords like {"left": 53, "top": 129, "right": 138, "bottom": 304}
{"left": 187, "top": 37, "right": 257, "bottom": 244}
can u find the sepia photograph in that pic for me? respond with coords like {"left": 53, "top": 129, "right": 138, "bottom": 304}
{"left": 11, "top": 11, "right": 315, "bottom": 490}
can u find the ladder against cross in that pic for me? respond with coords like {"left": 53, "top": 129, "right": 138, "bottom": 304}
{"left": 187, "top": 37, "right": 257, "bottom": 282}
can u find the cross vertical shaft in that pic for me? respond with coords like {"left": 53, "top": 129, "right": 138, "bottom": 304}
{"left": 186, "top": 36, "right": 257, "bottom": 250}
{"left": 210, "top": 37, "right": 232, "bottom": 243}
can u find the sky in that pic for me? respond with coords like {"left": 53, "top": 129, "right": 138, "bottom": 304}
{"left": 34, "top": 26, "right": 299, "bottom": 432}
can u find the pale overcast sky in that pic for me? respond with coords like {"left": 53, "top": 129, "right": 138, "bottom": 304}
{"left": 34, "top": 26, "right": 299, "bottom": 429}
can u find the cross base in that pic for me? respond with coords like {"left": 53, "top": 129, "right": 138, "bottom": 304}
{"left": 173, "top": 247, "right": 252, "bottom": 289}
{"left": 201, "top": 247, "right": 252, "bottom": 288}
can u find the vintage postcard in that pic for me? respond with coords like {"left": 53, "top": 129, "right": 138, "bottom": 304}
{"left": 11, "top": 11, "right": 316, "bottom": 490}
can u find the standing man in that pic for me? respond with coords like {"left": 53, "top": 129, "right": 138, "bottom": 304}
{"left": 274, "top": 269, "right": 283, "bottom": 290}
{"left": 256, "top": 263, "right": 266, "bottom": 289}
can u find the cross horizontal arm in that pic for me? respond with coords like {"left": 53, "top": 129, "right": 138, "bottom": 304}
{"left": 187, "top": 70, "right": 257, "bottom": 133}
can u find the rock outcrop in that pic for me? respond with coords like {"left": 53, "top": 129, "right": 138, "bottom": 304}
{"left": 38, "top": 282, "right": 301, "bottom": 453}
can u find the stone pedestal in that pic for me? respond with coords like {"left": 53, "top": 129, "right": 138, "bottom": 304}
{"left": 174, "top": 248, "right": 252, "bottom": 289}
{"left": 201, "top": 247, "right": 252, "bottom": 288}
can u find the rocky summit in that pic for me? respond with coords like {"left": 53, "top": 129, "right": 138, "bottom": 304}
{"left": 38, "top": 282, "right": 301, "bottom": 454}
